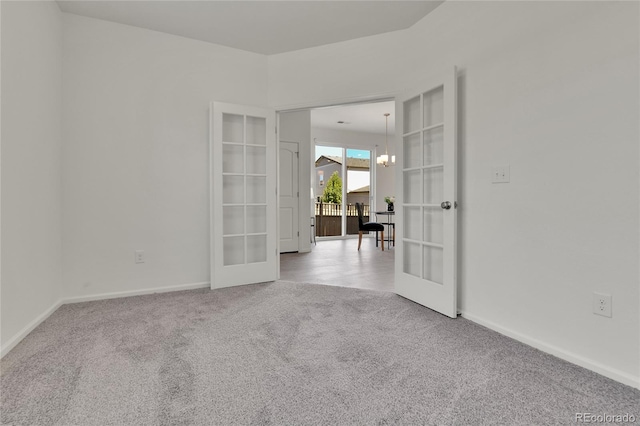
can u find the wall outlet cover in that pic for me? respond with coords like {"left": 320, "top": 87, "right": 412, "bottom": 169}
{"left": 593, "top": 292, "right": 612, "bottom": 318}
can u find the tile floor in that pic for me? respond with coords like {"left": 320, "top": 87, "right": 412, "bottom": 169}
{"left": 279, "top": 237, "right": 394, "bottom": 292}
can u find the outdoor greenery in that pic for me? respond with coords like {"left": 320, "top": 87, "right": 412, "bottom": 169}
{"left": 321, "top": 171, "right": 342, "bottom": 204}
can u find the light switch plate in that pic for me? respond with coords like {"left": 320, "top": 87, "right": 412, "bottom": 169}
{"left": 492, "top": 165, "right": 510, "bottom": 183}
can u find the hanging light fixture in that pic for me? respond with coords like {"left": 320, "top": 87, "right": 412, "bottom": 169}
{"left": 376, "top": 113, "right": 395, "bottom": 167}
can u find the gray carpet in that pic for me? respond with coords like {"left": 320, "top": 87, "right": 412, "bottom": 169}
{"left": 1, "top": 281, "right": 638, "bottom": 425}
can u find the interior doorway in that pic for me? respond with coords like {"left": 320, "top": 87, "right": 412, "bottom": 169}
{"left": 310, "top": 101, "right": 394, "bottom": 243}
{"left": 278, "top": 99, "right": 396, "bottom": 290}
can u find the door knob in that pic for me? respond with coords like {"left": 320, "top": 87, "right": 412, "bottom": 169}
{"left": 441, "top": 201, "right": 452, "bottom": 210}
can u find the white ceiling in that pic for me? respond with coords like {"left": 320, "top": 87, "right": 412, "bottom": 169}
{"left": 56, "top": 1, "right": 444, "bottom": 55}
{"left": 311, "top": 101, "right": 395, "bottom": 135}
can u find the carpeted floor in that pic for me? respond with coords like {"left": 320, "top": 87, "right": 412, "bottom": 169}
{"left": 1, "top": 281, "right": 638, "bottom": 425}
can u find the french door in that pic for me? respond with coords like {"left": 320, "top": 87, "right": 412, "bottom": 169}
{"left": 394, "top": 67, "right": 458, "bottom": 318}
{"left": 210, "top": 102, "right": 277, "bottom": 289}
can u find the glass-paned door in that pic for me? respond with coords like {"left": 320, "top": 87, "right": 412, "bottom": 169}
{"left": 346, "top": 149, "right": 371, "bottom": 235}
{"left": 314, "top": 145, "right": 343, "bottom": 237}
{"left": 314, "top": 146, "right": 373, "bottom": 238}
{"left": 211, "top": 102, "right": 276, "bottom": 289}
{"left": 395, "top": 67, "right": 458, "bottom": 318}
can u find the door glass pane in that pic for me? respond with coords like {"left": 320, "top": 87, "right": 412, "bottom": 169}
{"left": 404, "top": 206, "right": 421, "bottom": 241}
{"left": 247, "top": 205, "right": 266, "bottom": 234}
{"left": 404, "top": 96, "right": 420, "bottom": 134}
{"left": 403, "top": 170, "right": 421, "bottom": 204}
{"left": 223, "top": 176, "right": 244, "bottom": 204}
{"left": 424, "top": 207, "right": 443, "bottom": 244}
{"left": 246, "top": 176, "right": 266, "bottom": 204}
{"left": 423, "top": 168, "right": 443, "bottom": 204}
{"left": 223, "top": 236, "right": 244, "bottom": 266}
{"left": 246, "top": 146, "right": 266, "bottom": 175}
{"left": 403, "top": 133, "right": 421, "bottom": 169}
{"left": 346, "top": 149, "right": 370, "bottom": 235}
{"left": 223, "top": 206, "right": 244, "bottom": 235}
{"left": 423, "top": 246, "right": 443, "bottom": 284}
{"left": 315, "top": 145, "right": 343, "bottom": 237}
{"left": 403, "top": 242, "right": 421, "bottom": 277}
{"left": 223, "top": 113, "right": 243, "bottom": 143}
{"left": 423, "top": 86, "right": 444, "bottom": 127}
{"left": 223, "top": 145, "right": 244, "bottom": 173}
{"left": 423, "top": 127, "right": 443, "bottom": 166}
{"left": 247, "top": 235, "right": 267, "bottom": 263}
{"left": 246, "top": 116, "right": 266, "bottom": 145}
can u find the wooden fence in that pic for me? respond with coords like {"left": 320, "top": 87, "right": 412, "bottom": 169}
{"left": 314, "top": 202, "right": 370, "bottom": 237}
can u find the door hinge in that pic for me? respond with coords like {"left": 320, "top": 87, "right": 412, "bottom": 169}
{"left": 297, "top": 231, "right": 300, "bottom": 237}
{"left": 297, "top": 191, "right": 299, "bottom": 198}
{"left": 296, "top": 151, "right": 299, "bottom": 158}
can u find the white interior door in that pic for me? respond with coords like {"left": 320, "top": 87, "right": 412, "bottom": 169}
{"left": 279, "top": 141, "right": 299, "bottom": 253}
{"left": 394, "top": 67, "right": 458, "bottom": 318}
{"left": 210, "top": 102, "right": 277, "bottom": 289}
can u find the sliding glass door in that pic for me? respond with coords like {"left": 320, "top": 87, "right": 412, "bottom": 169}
{"left": 315, "top": 145, "right": 343, "bottom": 237}
{"left": 345, "top": 149, "right": 371, "bottom": 235}
{"left": 314, "top": 145, "right": 372, "bottom": 238}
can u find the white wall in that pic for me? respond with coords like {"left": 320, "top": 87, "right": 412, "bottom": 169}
{"left": 269, "top": 1, "right": 640, "bottom": 386}
{"left": 311, "top": 127, "right": 394, "bottom": 212}
{"left": 1, "top": 1, "right": 63, "bottom": 353}
{"left": 62, "top": 14, "right": 268, "bottom": 299}
{"left": 268, "top": 30, "right": 406, "bottom": 109}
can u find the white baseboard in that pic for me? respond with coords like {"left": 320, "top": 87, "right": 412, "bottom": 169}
{"left": 461, "top": 310, "right": 640, "bottom": 390}
{"left": 1, "top": 281, "right": 210, "bottom": 359}
{"left": 1, "top": 299, "right": 63, "bottom": 358}
{"left": 62, "top": 281, "right": 211, "bottom": 304}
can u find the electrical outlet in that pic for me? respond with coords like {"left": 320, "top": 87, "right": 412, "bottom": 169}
{"left": 593, "top": 292, "right": 612, "bottom": 318}
{"left": 135, "top": 250, "right": 145, "bottom": 264}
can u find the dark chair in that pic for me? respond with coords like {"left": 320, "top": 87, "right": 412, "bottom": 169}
{"left": 355, "top": 203, "right": 384, "bottom": 251}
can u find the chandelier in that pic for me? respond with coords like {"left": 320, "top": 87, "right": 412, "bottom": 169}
{"left": 376, "top": 113, "right": 395, "bottom": 167}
